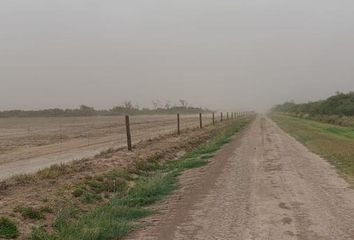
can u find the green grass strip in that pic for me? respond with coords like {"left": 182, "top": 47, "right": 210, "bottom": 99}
{"left": 271, "top": 113, "right": 354, "bottom": 182}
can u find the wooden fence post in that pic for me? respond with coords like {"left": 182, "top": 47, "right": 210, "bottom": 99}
{"left": 125, "top": 115, "right": 132, "bottom": 151}
{"left": 177, "top": 113, "right": 180, "bottom": 135}
{"left": 221, "top": 112, "right": 223, "bottom": 122}
{"left": 212, "top": 112, "right": 215, "bottom": 125}
{"left": 199, "top": 113, "right": 203, "bottom": 128}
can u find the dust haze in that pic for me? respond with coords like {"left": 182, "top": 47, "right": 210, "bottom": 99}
{"left": 1, "top": 0, "right": 354, "bottom": 111}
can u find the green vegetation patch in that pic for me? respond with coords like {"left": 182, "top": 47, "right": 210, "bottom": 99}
{"left": 71, "top": 170, "right": 130, "bottom": 204}
{"left": 115, "top": 173, "right": 178, "bottom": 207}
{"left": 273, "top": 92, "right": 354, "bottom": 117}
{"left": 14, "top": 206, "right": 45, "bottom": 220}
{"left": 272, "top": 92, "right": 354, "bottom": 127}
{"left": 0, "top": 217, "right": 19, "bottom": 239}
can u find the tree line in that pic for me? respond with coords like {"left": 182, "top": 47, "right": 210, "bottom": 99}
{"left": 273, "top": 92, "right": 354, "bottom": 116}
{"left": 0, "top": 100, "right": 211, "bottom": 118}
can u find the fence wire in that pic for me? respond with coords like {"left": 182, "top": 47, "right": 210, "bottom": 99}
{"left": 0, "top": 114, "right": 219, "bottom": 165}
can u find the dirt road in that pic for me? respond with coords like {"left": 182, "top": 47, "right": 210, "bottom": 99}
{"left": 128, "top": 116, "right": 354, "bottom": 240}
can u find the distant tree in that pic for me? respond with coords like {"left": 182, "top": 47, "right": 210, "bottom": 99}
{"left": 152, "top": 100, "right": 158, "bottom": 109}
{"left": 80, "top": 105, "right": 94, "bottom": 111}
{"left": 273, "top": 92, "right": 354, "bottom": 116}
{"left": 123, "top": 101, "right": 133, "bottom": 109}
{"left": 179, "top": 99, "right": 188, "bottom": 107}
{"left": 164, "top": 100, "right": 171, "bottom": 110}
{"left": 0, "top": 101, "right": 211, "bottom": 118}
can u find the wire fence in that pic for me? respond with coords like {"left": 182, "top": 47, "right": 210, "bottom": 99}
{"left": 0, "top": 112, "right": 249, "bottom": 166}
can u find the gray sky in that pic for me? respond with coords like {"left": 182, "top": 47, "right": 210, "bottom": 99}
{"left": 1, "top": 0, "right": 354, "bottom": 111}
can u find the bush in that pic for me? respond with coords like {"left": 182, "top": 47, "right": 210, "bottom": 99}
{"left": 273, "top": 92, "right": 354, "bottom": 116}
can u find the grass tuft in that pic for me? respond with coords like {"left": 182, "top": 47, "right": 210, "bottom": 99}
{"left": 54, "top": 206, "right": 152, "bottom": 240}
{"left": 14, "top": 206, "right": 44, "bottom": 220}
{"left": 0, "top": 217, "right": 19, "bottom": 239}
{"left": 29, "top": 226, "right": 52, "bottom": 240}
{"left": 115, "top": 173, "right": 178, "bottom": 207}
{"left": 80, "top": 192, "right": 103, "bottom": 204}
{"left": 37, "top": 164, "right": 68, "bottom": 179}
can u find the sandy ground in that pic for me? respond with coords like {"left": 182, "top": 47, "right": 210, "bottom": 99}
{"left": 0, "top": 114, "right": 211, "bottom": 180}
{"left": 127, "top": 116, "right": 354, "bottom": 240}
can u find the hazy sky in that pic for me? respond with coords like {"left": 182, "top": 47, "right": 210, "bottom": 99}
{"left": 1, "top": 0, "right": 354, "bottom": 111}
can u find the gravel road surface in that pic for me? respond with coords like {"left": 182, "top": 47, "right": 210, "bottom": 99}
{"left": 128, "top": 116, "right": 354, "bottom": 240}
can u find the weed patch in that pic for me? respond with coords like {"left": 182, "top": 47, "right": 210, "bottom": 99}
{"left": 29, "top": 226, "right": 50, "bottom": 240}
{"left": 14, "top": 206, "right": 44, "bottom": 220}
{"left": 80, "top": 192, "right": 103, "bottom": 204}
{"left": 0, "top": 217, "right": 19, "bottom": 239}
{"left": 115, "top": 173, "right": 178, "bottom": 207}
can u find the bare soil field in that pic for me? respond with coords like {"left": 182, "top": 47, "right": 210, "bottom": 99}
{"left": 0, "top": 114, "right": 211, "bottom": 179}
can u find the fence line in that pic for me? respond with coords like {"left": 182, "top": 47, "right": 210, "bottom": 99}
{"left": 123, "top": 112, "right": 253, "bottom": 151}
{"left": 1, "top": 112, "right": 254, "bottom": 164}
